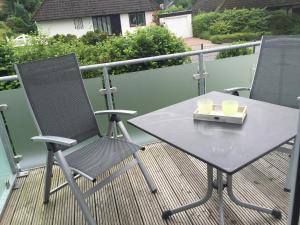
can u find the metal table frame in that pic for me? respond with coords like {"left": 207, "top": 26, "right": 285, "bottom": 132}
{"left": 162, "top": 165, "right": 282, "bottom": 225}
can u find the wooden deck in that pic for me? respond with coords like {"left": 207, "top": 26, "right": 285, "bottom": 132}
{"left": 0, "top": 142, "right": 292, "bottom": 225}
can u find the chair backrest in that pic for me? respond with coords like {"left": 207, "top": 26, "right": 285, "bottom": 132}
{"left": 15, "top": 54, "right": 100, "bottom": 150}
{"left": 250, "top": 35, "right": 300, "bottom": 108}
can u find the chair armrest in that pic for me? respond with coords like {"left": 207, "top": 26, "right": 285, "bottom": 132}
{"left": 94, "top": 110, "right": 137, "bottom": 116}
{"left": 224, "top": 87, "right": 251, "bottom": 95}
{"left": 31, "top": 136, "right": 77, "bottom": 147}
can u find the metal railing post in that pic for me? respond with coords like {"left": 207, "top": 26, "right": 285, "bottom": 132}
{"left": 195, "top": 53, "right": 207, "bottom": 96}
{"left": 102, "top": 66, "right": 118, "bottom": 136}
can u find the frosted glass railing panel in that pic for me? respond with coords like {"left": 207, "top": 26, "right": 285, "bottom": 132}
{"left": 0, "top": 54, "right": 258, "bottom": 168}
{"left": 111, "top": 63, "right": 199, "bottom": 144}
{"left": 111, "top": 54, "right": 258, "bottom": 145}
{"left": 206, "top": 54, "right": 258, "bottom": 97}
{"left": 0, "top": 77, "right": 107, "bottom": 169}
{"left": 0, "top": 135, "right": 13, "bottom": 213}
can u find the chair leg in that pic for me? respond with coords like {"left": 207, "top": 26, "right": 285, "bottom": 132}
{"left": 44, "top": 151, "right": 54, "bottom": 203}
{"left": 54, "top": 150, "right": 97, "bottom": 225}
{"left": 117, "top": 120, "right": 157, "bottom": 193}
{"left": 106, "top": 120, "right": 114, "bottom": 137}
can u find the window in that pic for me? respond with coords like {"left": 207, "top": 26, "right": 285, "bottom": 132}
{"left": 74, "top": 18, "right": 84, "bottom": 30}
{"left": 92, "top": 16, "right": 112, "bottom": 35}
{"left": 129, "top": 12, "right": 146, "bottom": 27}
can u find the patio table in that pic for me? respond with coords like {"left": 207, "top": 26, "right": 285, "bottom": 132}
{"left": 128, "top": 91, "right": 298, "bottom": 225}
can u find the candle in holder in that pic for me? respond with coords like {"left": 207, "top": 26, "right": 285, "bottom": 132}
{"left": 197, "top": 99, "right": 213, "bottom": 114}
{"left": 222, "top": 100, "right": 239, "bottom": 116}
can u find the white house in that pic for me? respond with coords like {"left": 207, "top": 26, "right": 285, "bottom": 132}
{"left": 33, "top": 0, "right": 159, "bottom": 37}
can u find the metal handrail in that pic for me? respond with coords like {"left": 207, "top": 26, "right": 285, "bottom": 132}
{"left": 0, "top": 41, "right": 261, "bottom": 82}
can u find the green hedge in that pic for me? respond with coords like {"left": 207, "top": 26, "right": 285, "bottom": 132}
{"left": 216, "top": 42, "right": 253, "bottom": 59}
{"left": 0, "top": 25, "right": 190, "bottom": 90}
{"left": 193, "top": 9, "right": 300, "bottom": 43}
{"left": 210, "top": 32, "right": 271, "bottom": 44}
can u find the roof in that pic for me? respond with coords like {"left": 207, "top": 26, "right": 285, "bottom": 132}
{"left": 158, "top": 10, "right": 192, "bottom": 18}
{"left": 221, "top": 0, "right": 300, "bottom": 10}
{"left": 33, "top": 0, "right": 159, "bottom": 22}
{"left": 192, "top": 0, "right": 224, "bottom": 12}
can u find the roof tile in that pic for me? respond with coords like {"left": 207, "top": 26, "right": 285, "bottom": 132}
{"left": 34, "top": 0, "right": 159, "bottom": 21}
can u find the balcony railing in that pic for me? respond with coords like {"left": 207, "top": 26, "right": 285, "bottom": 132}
{"left": 0, "top": 41, "right": 260, "bottom": 170}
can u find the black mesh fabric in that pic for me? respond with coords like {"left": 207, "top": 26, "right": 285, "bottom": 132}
{"left": 250, "top": 36, "right": 300, "bottom": 108}
{"left": 17, "top": 54, "right": 100, "bottom": 150}
{"left": 65, "top": 136, "right": 140, "bottom": 179}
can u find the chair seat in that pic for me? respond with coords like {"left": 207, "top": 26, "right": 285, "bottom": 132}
{"left": 65, "top": 136, "right": 141, "bottom": 180}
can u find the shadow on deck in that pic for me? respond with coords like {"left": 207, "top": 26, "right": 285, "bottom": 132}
{"left": 0, "top": 142, "right": 290, "bottom": 225}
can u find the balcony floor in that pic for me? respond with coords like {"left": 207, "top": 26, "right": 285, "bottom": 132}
{"left": 0, "top": 141, "right": 291, "bottom": 225}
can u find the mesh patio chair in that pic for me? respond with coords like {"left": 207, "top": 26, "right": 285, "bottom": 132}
{"left": 224, "top": 35, "right": 300, "bottom": 191}
{"left": 15, "top": 54, "right": 157, "bottom": 225}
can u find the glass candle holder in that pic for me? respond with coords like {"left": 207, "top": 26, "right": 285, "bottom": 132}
{"left": 197, "top": 99, "right": 213, "bottom": 114}
{"left": 222, "top": 100, "right": 239, "bottom": 116}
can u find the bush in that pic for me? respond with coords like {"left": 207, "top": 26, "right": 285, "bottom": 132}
{"left": 210, "top": 32, "right": 270, "bottom": 44}
{"left": 2, "top": 25, "right": 190, "bottom": 90}
{"left": 80, "top": 30, "right": 108, "bottom": 45}
{"left": 192, "top": 8, "right": 300, "bottom": 43}
{"left": 0, "top": 22, "right": 13, "bottom": 42}
{"left": 6, "top": 15, "right": 35, "bottom": 33}
{"left": 98, "top": 25, "right": 190, "bottom": 74}
{"left": 50, "top": 34, "right": 77, "bottom": 43}
{"left": 192, "top": 12, "right": 220, "bottom": 38}
{"left": 216, "top": 42, "right": 253, "bottom": 59}
{"left": 267, "top": 10, "right": 300, "bottom": 35}
{"left": 0, "top": 42, "right": 19, "bottom": 90}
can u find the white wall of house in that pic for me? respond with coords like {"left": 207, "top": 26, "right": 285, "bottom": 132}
{"left": 36, "top": 17, "right": 94, "bottom": 37}
{"left": 120, "top": 11, "right": 154, "bottom": 34}
{"left": 36, "top": 11, "right": 154, "bottom": 37}
{"left": 160, "top": 13, "right": 193, "bottom": 38}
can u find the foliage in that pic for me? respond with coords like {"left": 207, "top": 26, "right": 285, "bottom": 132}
{"left": 192, "top": 12, "right": 220, "bottom": 38}
{"left": 210, "top": 32, "right": 270, "bottom": 44}
{"left": 1, "top": 26, "right": 190, "bottom": 90}
{"left": 0, "top": 21, "right": 13, "bottom": 42}
{"left": 192, "top": 8, "right": 300, "bottom": 43}
{"left": 0, "top": 41, "right": 19, "bottom": 90}
{"left": 0, "top": 0, "right": 41, "bottom": 37}
{"left": 267, "top": 10, "right": 300, "bottom": 35}
{"left": 98, "top": 25, "right": 190, "bottom": 74}
{"left": 0, "top": 41, "right": 14, "bottom": 74}
{"left": 216, "top": 42, "right": 253, "bottom": 59}
{"left": 80, "top": 30, "right": 108, "bottom": 45}
{"left": 155, "top": 0, "right": 196, "bottom": 9}
{"left": 159, "top": 5, "right": 185, "bottom": 14}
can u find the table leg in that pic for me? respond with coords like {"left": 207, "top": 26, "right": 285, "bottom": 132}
{"left": 162, "top": 165, "right": 214, "bottom": 219}
{"left": 217, "top": 170, "right": 225, "bottom": 225}
{"left": 226, "top": 174, "right": 282, "bottom": 219}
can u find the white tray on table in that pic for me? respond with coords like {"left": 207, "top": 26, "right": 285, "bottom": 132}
{"left": 193, "top": 105, "right": 247, "bottom": 124}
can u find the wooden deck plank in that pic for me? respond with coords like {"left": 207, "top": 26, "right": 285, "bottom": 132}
{"left": 9, "top": 168, "right": 44, "bottom": 225}
{"left": 141, "top": 144, "right": 194, "bottom": 225}
{"left": 150, "top": 143, "right": 219, "bottom": 225}
{"left": 30, "top": 166, "right": 61, "bottom": 225}
{"left": 0, "top": 177, "right": 26, "bottom": 225}
{"left": 74, "top": 174, "right": 97, "bottom": 225}
{"left": 0, "top": 142, "right": 291, "bottom": 225}
{"left": 53, "top": 169, "right": 75, "bottom": 225}
{"left": 163, "top": 143, "right": 265, "bottom": 225}
{"left": 185, "top": 149, "right": 272, "bottom": 225}
{"left": 124, "top": 155, "right": 167, "bottom": 225}
{"left": 242, "top": 160, "right": 289, "bottom": 212}
{"left": 94, "top": 171, "right": 120, "bottom": 225}
{"left": 110, "top": 161, "right": 144, "bottom": 225}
